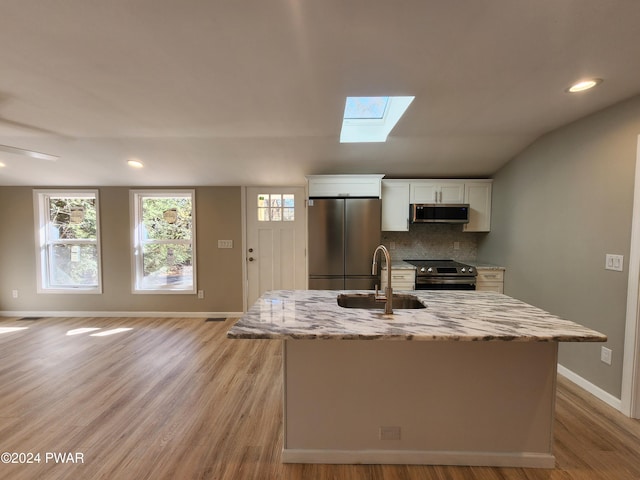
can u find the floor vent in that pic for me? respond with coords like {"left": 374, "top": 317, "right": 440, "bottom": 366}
{"left": 19, "top": 317, "right": 43, "bottom": 321}
{"left": 206, "top": 318, "right": 226, "bottom": 322}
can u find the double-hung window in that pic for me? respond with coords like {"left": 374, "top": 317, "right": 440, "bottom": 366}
{"left": 131, "top": 190, "right": 196, "bottom": 293}
{"left": 34, "top": 190, "right": 102, "bottom": 293}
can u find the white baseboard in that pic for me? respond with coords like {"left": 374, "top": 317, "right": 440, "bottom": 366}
{"left": 282, "top": 449, "right": 555, "bottom": 468}
{"left": 0, "top": 310, "right": 243, "bottom": 319}
{"left": 557, "top": 364, "right": 623, "bottom": 412}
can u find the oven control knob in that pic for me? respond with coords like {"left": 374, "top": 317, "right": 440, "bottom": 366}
{"left": 427, "top": 267, "right": 433, "bottom": 273}
{"left": 468, "top": 267, "right": 474, "bottom": 273}
{"left": 420, "top": 267, "right": 426, "bottom": 273}
{"left": 461, "top": 267, "right": 466, "bottom": 273}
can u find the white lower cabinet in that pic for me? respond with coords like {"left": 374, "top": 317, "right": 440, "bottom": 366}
{"left": 380, "top": 268, "right": 415, "bottom": 290}
{"left": 476, "top": 268, "right": 504, "bottom": 293}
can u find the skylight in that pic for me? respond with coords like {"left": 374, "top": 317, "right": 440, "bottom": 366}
{"left": 343, "top": 97, "right": 389, "bottom": 119}
{"left": 340, "top": 96, "right": 414, "bottom": 143}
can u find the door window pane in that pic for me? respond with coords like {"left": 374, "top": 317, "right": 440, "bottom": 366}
{"left": 257, "top": 193, "right": 295, "bottom": 222}
{"left": 283, "top": 194, "right": 295, "bottom": 221}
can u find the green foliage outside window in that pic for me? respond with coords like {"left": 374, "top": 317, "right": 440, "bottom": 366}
{"left": 47, "top": 197, "right": 99, "bottom": 286}
{"left": 140, "top": 197, "right": 193, "bottom": 282}
{"left": 49, "top": 198, "right": 97, "bottom": 239}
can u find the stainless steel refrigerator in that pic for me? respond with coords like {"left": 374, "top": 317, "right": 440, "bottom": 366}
{"left": 308, "top": 198, "right": 381, "bottom": 290}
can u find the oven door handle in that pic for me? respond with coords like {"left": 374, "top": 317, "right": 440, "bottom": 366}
{"left": 416, "top": 278, "right": 476, "bottom": 284}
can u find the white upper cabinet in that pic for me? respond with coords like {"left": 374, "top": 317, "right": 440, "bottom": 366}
{"left": 381, "top": 180, "right": 410, "bottom": 231}
{"left": 307, "top": 175, "right": 384, "bottom": 198}
{"left": 410, "top": 181, "right": 465, "bottom": 204}
{"left": 463, "top": 180, "right": 492, "bottom": 232}
{"left": 380, "top": 178, "right": 493, "bottom": 232}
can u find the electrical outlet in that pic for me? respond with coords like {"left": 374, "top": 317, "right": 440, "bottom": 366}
{"left": 217, "top": 240, "right": 233, "bottom": 249}
{"left": 605, "top": 254, "right": 624, "bottom": 272}
{"left": 197, "top": 290, "right": 204, "bottom": 299}
{"left": 379, "top": 426, "right": 401, "bottom": 441}
{"left": 601, "top": 346, "right": 612, "bottom": 365}
{"left": 12, "top": 289, "right": 18, "bottom": 298}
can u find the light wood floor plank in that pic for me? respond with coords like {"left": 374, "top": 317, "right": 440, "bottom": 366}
{"left": 0, "top": 315, "right": 639, "bottom": 479}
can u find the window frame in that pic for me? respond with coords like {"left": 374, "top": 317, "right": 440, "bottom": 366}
{"left": 33, "top": 189, "right": 103, "bottom": 294}
{"left": 130, "top": 189, "right": 197, "bottom": 294}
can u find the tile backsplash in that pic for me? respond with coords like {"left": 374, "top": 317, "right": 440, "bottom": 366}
{"left": 381, "top": 224, "right": 484, "bottom": 262}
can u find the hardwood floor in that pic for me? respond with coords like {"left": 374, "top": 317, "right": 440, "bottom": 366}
{"left": 0, "top": 315, "right": 639, "bottom": 480}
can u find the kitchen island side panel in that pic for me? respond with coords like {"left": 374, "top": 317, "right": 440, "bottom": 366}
{"left": 283, "top": 339, "right": 557, "bottom": 467}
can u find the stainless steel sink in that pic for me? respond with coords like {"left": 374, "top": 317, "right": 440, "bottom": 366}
{"left": 337, "top": 293, "right": 426, "bottom": 310}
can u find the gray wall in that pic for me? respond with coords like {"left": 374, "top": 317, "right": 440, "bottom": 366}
{"left": 0, "top": 186, "right": 243, "bottom": 314}
{"left": 478, "top": 94, "right": 640, "bottom": 398}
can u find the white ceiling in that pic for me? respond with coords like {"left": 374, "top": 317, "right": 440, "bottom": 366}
{"left": 1, "top": 0, "right": 640, "bottom": 186}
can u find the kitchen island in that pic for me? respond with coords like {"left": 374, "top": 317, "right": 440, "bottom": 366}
{"left": 227, "top": 290, "right": 606, "bottom": 468}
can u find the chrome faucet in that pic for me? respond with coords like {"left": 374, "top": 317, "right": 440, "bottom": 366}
{"left": 372, "top": 244, "right": 393, "bottom": 314}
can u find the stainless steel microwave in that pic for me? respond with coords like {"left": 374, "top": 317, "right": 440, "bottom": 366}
{"left": 411, "top": 204, "right": 470, "bottom": 224}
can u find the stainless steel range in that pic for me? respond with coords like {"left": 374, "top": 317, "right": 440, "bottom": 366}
{"left": 403, "top": 259, "right": 477, "bottom": 290}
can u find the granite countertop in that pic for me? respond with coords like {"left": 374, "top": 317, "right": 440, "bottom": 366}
{"left": 472, "top": 263, "right": 506, "bottom": 271}
{"left": 383, "top": 261, "right": 506, "bottom": 271}
{"left": 227, "top": 290, "right": 607, "bottom": 342}
{"left": 381, "top": 261, "right": 416, "bottom": 270}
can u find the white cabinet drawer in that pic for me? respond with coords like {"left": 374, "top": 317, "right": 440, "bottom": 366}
{"left": 477, "top": 270, "right": 504, "bottom": 282}
{"left": 476, "top": 283, "right": 504, "bottom": 293}
{"left": 381, "top": 268, "right": 415, "bottom": 290}
{"left": 475, "top": 268, "right": 504, "bottom": 293}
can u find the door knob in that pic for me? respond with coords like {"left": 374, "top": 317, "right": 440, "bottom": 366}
{"left": 248, "top": 248, "right": 254, "bottom": 252}
{"left": 248, "top": 257, "right": 255, "bottom": 262}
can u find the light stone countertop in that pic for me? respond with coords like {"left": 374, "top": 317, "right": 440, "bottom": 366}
{"left": 383, "top": 261, "right": 505, "bottom": 271}
{"left": 227, "top": 290, "right": 607, "bottom": 342}
{"left": 381, "top": 261, "right": 416, "bottom": 270}
{"left": 472, "top": 263, "right": 506, "bottom": 271}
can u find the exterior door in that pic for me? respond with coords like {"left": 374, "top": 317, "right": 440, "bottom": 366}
{"left": 245, "top": 187, "right": 307, "bottom": 309}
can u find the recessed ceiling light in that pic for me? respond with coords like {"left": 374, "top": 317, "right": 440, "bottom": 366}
{"left": 566, "top": 78, "right": 602, "bottom": 93}
{"left": 127, "top": 159, "right": 144, "bottom": 168}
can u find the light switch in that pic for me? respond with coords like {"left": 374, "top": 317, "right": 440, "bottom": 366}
{"left": 218, "top": 240, "right": 233, "bottom": 249}
{"left": 605, "top": 254, "right": 624, "bottom": 272}
{"left": 601, "top": 346, "right": 612, "bottom": 365}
